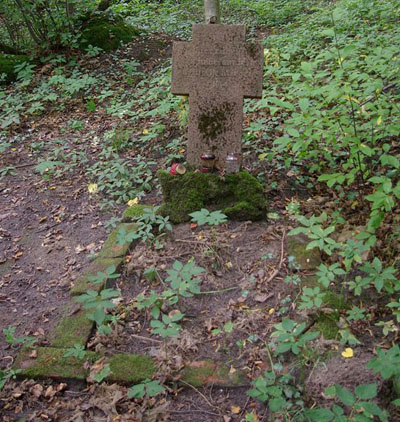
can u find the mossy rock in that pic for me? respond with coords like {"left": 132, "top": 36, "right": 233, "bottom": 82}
{"left": 108, "top": 354, "right": 155, "bottom": 384}
{"left": 0, "top": 54, "right": 30, "bottom": 84}
{"left": 158, "top": 170, "right": 267, "bottom": 223}
{"left": 122, "top": 204, "right": 152, "bottom": 222}
{"left": 287, "top": 234, "right": 321, "bottom": 270}
{"left": 70, "top": 257, "right": 124, "bottom": 296}
{"left": 80, "top": 17, "right": 140, "bottom": 52}
{"left": 50, "top": 309, "right": 94, "bottom": 348}
{"left": 15, "top": 347, "right": 100, "bottom": 381}
{"left": 15, "top": 347, "right": 154, "bottom": 384}
{"left": 181, "top": 360, "right": 248, "bottom": 387}
{"left": 98, "top": 222, "right": 138, "bottom": 259}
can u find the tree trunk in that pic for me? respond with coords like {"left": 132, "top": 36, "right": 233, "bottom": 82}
{"left": 204, "top": 0, "right": 220, "bottom": 24}
{"left": 97, "top": 0, "right": 111, "bottom": 12}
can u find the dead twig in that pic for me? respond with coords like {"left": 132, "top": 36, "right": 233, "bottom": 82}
{"left": 130, "top": 334, "right": 162, "bottom": 344}
{"left": 265, "top": 228, "right": 286, "bottom": 284}
{"left": 168, "top": 409, "right": 221, "bottom": 416}
{"left": 179, "top": 379, "right": 222, "bottom": 414}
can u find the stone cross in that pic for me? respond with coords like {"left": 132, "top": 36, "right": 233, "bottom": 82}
{"left": 172, "top": 24, "right": 263, "bottom": 169}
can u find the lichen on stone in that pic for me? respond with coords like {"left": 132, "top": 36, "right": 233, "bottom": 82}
{"left": 198, "top": 102, "right": 234, "bottom": 141}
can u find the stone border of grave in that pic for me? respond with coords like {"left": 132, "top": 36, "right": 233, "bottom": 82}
{"left": 14, "top": 203, "right": 321, "bottom": 388}
{"left": 14, "top": 204, "right": 249, "bottom": 388}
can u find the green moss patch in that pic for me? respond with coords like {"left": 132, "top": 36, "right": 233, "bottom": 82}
{"left": 313, "top": 314, "right": 339, "bottom": 340}
{"left": 108, "top": 354, "right": 155, "bottom": 384}
{"left": 122, "top": 204, "right": 152, "bottom": 222}
{"left": 287, "top": 234, "right": 321, "bottom": 270}
{"left": 15, "top": 347, "right": 154, "bottom": 384}
{"left": 0, "top": 54, "right": 30, "bottom": 83}
{"left": 81, "top": 17, "right": 140, "bottom": 52}
{"left": 15, "top": 347, "right": 100, "bottom": 381}
{"left": 181, "top": 360, "right": 248, "bottom": 387}
{"left": 158, "top": 170, "right": 267, "bottom": 223}
{"left": 98, "top": 223, "right": 138, "bottom": 259}
{"left": 50, "top": 309, "right": 93, "bottom": 348}
{"left": 70, "top": 257, "right": 124, "bottom": 296}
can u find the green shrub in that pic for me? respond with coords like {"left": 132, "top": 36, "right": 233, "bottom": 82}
{"left": 0, "top": 54, "right": 29, "bottom": 83}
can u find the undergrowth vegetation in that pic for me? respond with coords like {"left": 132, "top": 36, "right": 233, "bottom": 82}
{"left": 1, "top": 0, "right": 400, "bottom": 420}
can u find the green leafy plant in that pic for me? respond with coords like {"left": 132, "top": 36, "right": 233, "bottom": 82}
{"left": 88, "top": 265, "right": 121, "bottom": 285}
{"left": 270, "top": 318, "right": 319, "bottom": 355}
{"left": 298, "top": 287, "right": 325, "bottom": 310}
{"left": 164, "top": 260, "right": 204, "bottom": 304}
{"left": 189, "top": 209, "right": 228, "bottom": 226}
{"left": 211, "top": 321, "right": 235, "bottom": 336}
{"left": 127, "top": 379, "right": 165, "bottom": 399}
{"left": 3, "top": 326, "right": 36, "bottom": 348}
{"left": 304, "top": 383, "right": 388, "bottom": 421}
{"left": 248, "top": 370, "right": 303, "bottom": 414}
{"left": 150, "top": 311, "right": 184, "bottom": 338}
{"left": 75, "top": 289, "right": 120, "bottom": 335}
{"left": 367, "top": 345, "right": 400, "bottom": 397}
{"left": 63, "top": 344, "right": 87, "bottom": 359}
{"left": 136, "top": 290, "right": 163, "bottom": 320}
{"left": 0, "top": 165, "right": 16, "bottom": 179}
{"left": 93, "top": 364, "right": 112, "bottom": 383}
{"left": 117, "top": 206, "right": 171, "bottom": 248}
{"left": 0, "top": 368, "right": 21, "bottom": 390}
{"left": 316, "top": 263, "right": 346, "bottom": 288}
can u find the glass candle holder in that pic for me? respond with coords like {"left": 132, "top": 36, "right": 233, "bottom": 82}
{"left": 225, "top": 152, "right": 241, "bottom": 173}
{"left": 200, "top": 152, "right": 216, "bottom": 173}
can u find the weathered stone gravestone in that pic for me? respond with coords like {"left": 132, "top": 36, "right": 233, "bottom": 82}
{"left": 172, "top": 24, "right": 263, "bottom": 169}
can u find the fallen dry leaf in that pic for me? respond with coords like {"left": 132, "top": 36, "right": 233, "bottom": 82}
{"left": 30, "top": 384, "right": 43, "bottom": 398}
{"left": 231, "top": 405, "right": 241, "bottom": 414}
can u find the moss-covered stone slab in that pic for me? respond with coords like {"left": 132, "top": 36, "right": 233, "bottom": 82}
{"left": 287, "top": 234, "right": 321, "bottom": 270}
{"left": 122, "top": 204, "right": 152, "bottom": 222}
{"left": 0, "top": 54, "right": 30, "bottom": 84}
{"left": 108, "top": 354, "right": 155, "bottom": 384}
{"left": 15, "top": 347, "right": 155, "bottom": 384}
{"left": 16, "top": 347, "right": 249, "bottom": 388}
{"left": 15, "top": 347, "right": 100, "bottom": 381}
{"left": 158, "top": 170, "right": 267, "bottom": 223}
{"left": 80, "top": 17, "right": 140, "bottom": 52}
{"left": 50, "top": 309, "right": 94, "bottom": 348}
{"left": 70, "top": 257, "right": 124, "bottom": 296}
{"left": 98, "top": 223, "right": 138, "bottom": 259}
{"left": 181, "top": 360, "right": 249, "bottom": 387}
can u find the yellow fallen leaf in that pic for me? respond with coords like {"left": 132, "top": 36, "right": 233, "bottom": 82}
{"left": 87, "top": 183, "right": 98, "bottom": 194}
{"left": 341, "top": 348, "right": 354, "bottom": 358}
{"left": 127, "top": 197, "right": 139, "bottom": 206}
{"left": 142, "top": 128, "right": 149, "bottom": 135}
{"left": 231, "top": 405, "right": 241, "bottom": 414}
{"left": 225, "top": 261, "right": 233, "bottom": 269}
{"left": 269, "top": 308, "right": 275, "bottom": 315}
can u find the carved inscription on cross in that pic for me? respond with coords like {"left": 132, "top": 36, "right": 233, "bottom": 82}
{"left": 172, "top": 24, "right": 263, "bottom": 169}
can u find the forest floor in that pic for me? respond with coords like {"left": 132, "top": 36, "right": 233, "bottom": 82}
{"left": 0, "top": 26, "right": 398, "bottom": 422}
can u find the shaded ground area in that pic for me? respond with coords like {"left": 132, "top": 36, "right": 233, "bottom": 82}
{"left": 95, "top": 221, "right": 286, "bottom": 363}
